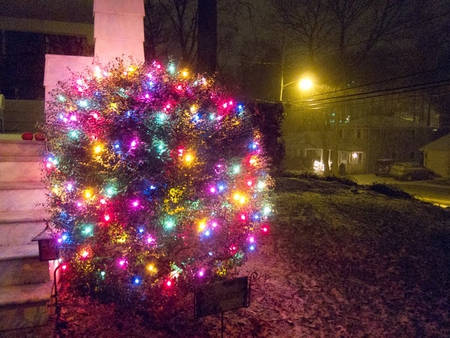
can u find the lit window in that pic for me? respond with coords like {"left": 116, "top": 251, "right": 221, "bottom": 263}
{"left": 349, "top": 152, "right": 362, "bottom": 164}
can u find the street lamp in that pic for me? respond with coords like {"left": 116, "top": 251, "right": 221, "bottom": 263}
{"left": 279, "top": 76, "right": 314, "bottom": 102}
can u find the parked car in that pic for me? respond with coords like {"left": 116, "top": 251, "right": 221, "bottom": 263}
{"left": 374, "top": 158, "right": 395, "bottom": 176}
{"left": 389, "top": 162, "right": 433, "bottom": 181}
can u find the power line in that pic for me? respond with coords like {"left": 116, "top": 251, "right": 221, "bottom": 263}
{"left": 310, "top": 65, "right": 450, "bottom": 98}
{"left": 292, "top": 78, "right": 450, "bottom": 106}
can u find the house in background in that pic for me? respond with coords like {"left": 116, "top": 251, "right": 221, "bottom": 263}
{"left": 284, "top": 130, "right": 364, "bottom": 174}
{"left": 340, "top": 115, "right": 433, "bottom": 173}
{"left": 420, "top": 133, "right": 450, "bottom": 178}
{"left": 283, "top": 115, "right": 433, "bottom": 174}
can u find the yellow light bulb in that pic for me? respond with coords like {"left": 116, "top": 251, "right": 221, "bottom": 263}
{"left": 147, "top": 264, "right": 157, "bottom": 274}
{"left": 233, "top": 192, "right": 246, "bottom": 204}
{"left": 181, "top": 69, "right": 189, "bottom": 78}
{"left": 93, "top": 66, "right": 102, "bottom": 79}
{"left": 83, "top": 189, "right": 93, "bottom": 200}
{"left": 299, "top": 77, "right": 314, "bottom": 91}
{"left": 93, "top": 143, "right": 104, "bottom": 154}
{"left": 190, "top": 104, "right": 198, "bottom": 113}
{"left": 198, "top": 219, "right": 207, "bottom": 232}
{"left": 249, "top": 155, "right": 258, "bottom": 166}
{"left": 184, "top": 153, "right": 194, "bottom": 163}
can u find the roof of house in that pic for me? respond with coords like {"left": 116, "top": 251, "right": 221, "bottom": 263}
{"left": 420, "top": 133, "right": 450, "bottom": 151}
{"left": 283, "top": 131, "right": 363, "bottom": 152}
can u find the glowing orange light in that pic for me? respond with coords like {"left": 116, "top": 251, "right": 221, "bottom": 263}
{"left": 93, "top": 143, "right": 104, "bottom": 154}
{"left": 147, "top": 264, "right": 157, "bottom": 274}
{"left": 83, "top": 189, "right": 93, "bottom": 200}
{"left": 198, "top": 219, "right": 207, "bottom": 232}
{"left": 233, "top": 192, "right": 246, "bottom": 204}
{"left": 184, "top": 153, "right": 194, "bottom": 163}
{"left": 190, "top": 104, "right": 198, "bottom": 113}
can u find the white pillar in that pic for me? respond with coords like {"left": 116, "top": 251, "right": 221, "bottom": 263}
{"left": 44, "top": 0, "right": 146, "bottom": 113}
{"left": 93, "top": 0, "right": 145, "bottom": 65}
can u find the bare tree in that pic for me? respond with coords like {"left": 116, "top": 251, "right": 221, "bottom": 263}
{"left": 271, "top": 0, "right": 412, "bottom": 85}
{"left": 144, "top": 0, "right": 170, "bottom": 61}
{"left": 159, "top": 0, "right": 198, "bottom": 68}
{"left": 270, "top": 0, "right": 333, "bottom": 67}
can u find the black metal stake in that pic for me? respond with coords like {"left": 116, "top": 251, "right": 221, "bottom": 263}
{"left": 53, "top": 263, "right": 64, "bottom": 316}
{"left": 221, "top": 312, "right": 224, "bottom": 338}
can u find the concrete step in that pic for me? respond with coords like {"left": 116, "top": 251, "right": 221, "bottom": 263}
{"left": 0, "top": 157, "right": 42, "bottom": 182}
{"left": 0, "top": 182, "right": 47, "bottom": 212}
{"left": 0, "top": 210, "right": 48, "bottom": 246}
{"left": 0, "top": 140, "right": 46, "bottom": 157}
{"left": 0, "top": 244, "right": 50, "bottom": 287}
{"left": 0, "top": 281, "right": 53, "bottom": 331}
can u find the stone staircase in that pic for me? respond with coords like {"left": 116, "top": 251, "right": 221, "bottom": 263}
{"left": 0, "top": 137, "right": 53, "bottom": 332}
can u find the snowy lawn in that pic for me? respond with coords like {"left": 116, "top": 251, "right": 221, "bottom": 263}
{"left": 9, "top": 177, "right": 449, "bottom": 337}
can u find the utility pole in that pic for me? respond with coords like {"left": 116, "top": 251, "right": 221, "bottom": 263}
{"left": 196, "top": 0, "right": 217, "bottom": 74}
{"left": 279, "top": 36, "right": 286, "bottom": 102}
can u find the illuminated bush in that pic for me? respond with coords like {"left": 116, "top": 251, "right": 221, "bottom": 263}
{"left": 44, "top": 59, "right": 273, "bottom": 308}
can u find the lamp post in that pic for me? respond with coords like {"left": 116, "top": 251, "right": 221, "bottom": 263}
{"left": 280, "top": 76, "right": 314, "bottom": 102}
{"left": 296, "top": 83, "right": 344, "bottom": 175}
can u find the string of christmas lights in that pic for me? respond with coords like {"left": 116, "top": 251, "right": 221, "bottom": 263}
{"left": 43, "top": 59, "right": 273, "bottom": 301}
